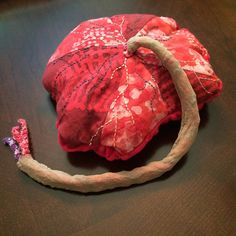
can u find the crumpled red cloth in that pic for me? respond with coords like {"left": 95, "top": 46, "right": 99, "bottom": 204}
{"left": 42, "top": 14, "right": 222, "bottom": 161}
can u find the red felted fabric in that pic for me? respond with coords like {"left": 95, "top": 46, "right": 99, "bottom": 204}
{"left": 42, "top": 14, "right": 222, "bottom": 161}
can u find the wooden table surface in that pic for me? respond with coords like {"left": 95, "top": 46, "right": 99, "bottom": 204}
{"left": 0, "top": 0, "right": 235, "bottom": 235}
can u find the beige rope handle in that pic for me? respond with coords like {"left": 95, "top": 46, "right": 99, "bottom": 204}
{"left": 16, "top": 36, "right": 200, "bottom": 193}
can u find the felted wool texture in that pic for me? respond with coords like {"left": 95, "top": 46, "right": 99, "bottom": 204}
{"left": 42, "top": 14, "right": 222, "bottom": 161}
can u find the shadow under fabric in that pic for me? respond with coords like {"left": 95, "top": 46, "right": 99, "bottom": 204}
{"left": 3, "top": 14, "right": 222, "bottom": 193}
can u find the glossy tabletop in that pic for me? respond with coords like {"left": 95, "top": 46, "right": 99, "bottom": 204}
{"left": 0, "top": 0, "right": 235, "bottom": 235}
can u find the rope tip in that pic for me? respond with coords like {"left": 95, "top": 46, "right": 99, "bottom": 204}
{"left": 3, "top": 137, "right": 21, "bottom": 161}
{"left": 3, "top": 119, "right": 31, "bottom": 161}
{"left": 11, "top": 119, "right": 30, "bottom": 156}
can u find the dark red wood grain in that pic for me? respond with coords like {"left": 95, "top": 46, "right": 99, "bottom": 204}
{"left": 0, "top": 0, "right": 235, "bottom": 235}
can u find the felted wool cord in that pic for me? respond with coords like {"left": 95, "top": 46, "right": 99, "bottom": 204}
{"left": 3, "top": 14, "right": 222, "bottom": 193}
